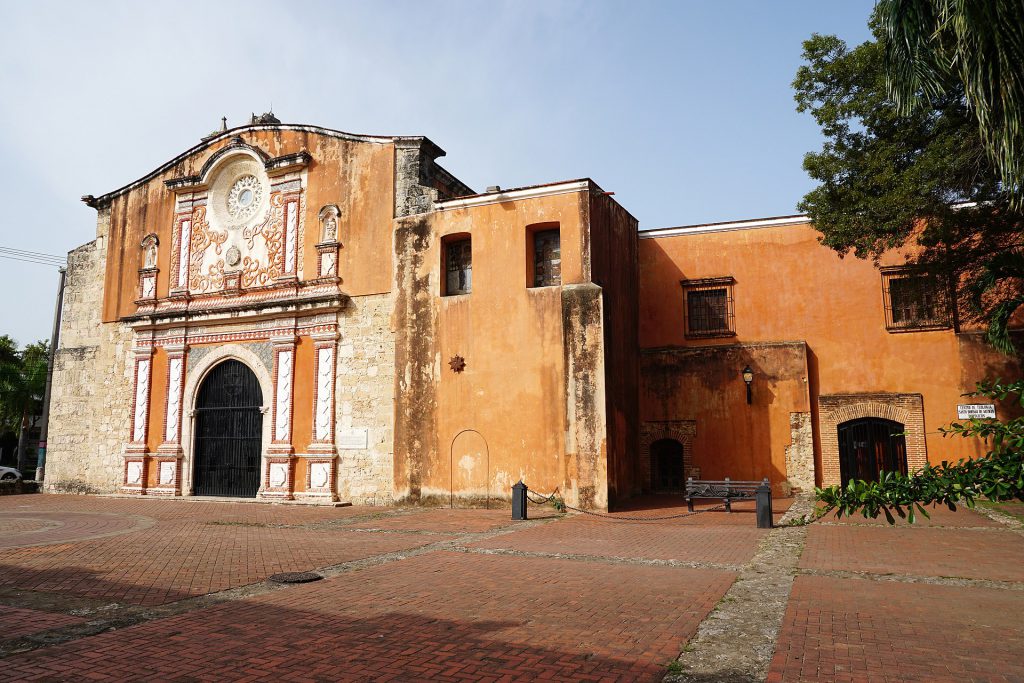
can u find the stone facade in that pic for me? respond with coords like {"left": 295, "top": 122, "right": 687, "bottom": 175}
{"left": 784, "top": 412, "right": 814, "bottom": 494}
{"left": 333, "top": 293, "right": 396, "bottom": 505}
{"left": 46, "top": 210, "right": 135, "bottom": 493}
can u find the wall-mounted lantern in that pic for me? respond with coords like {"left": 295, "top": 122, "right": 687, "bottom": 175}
{"left": 741, "top": 365, "right": 754, "bottom": 405}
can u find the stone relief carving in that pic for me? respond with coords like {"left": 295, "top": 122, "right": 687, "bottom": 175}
{"left": 126, "top": 461, "right": 143, "bottom": 485}
{"left": 315, "top": 346, "right": 334, "bottom": 441}
{"left": 310, "top": 462, "right": 330, "bottom": 488}
{"left": 159, "top": 461, "right": 175, "bottom": 486}
{"left": 269, "top": 462, "right": 287, "bottom": 487}
{"left": 275, "top": 350, "right": 293, "bottom": 442}
{"left": 132, "top": 359, "right": 151, "bottom": 443}
{"left": 165, "top": 357, "right": 183, "bottom": 443}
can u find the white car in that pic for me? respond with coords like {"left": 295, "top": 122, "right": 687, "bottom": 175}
{"left": 0, "top": 466, "right": 22, "bottom": 482}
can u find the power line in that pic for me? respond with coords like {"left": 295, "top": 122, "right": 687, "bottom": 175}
{"left": 0, "top": 245, "right": 66, "bottom": 268}
{"left": 0, "top": 253, "right": 65, "bottom": 268}
{"left": 0, "top": 246, "right": 65, "bottom": 261}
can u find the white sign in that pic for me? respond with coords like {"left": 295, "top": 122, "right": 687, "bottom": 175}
{"left": 957, "top": 404, "right": 996, "bottom": 420}
{"left": 337, "top": 428, "right": 368, "bottom": 450}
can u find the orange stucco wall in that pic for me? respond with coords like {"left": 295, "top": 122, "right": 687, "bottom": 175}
{"left": 638, "top": 221, "right": 1022, "bottom": 486}
{"left": 394, "top": 191, "right": 587, "bottom": 504}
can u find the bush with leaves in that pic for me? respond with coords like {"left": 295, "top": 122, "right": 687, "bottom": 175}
{"left": 817, "top": 378, "right": 1024, "bottom": 523}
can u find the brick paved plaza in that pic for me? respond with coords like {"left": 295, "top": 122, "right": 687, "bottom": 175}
{"left": 0, "top": 495, "right": 1021, "bottom": 682}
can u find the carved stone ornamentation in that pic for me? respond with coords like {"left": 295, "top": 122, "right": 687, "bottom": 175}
{"left": 318, "top": 205, "right": 341, "bottom": 244}
{"left": 141, "top": 234, "right": 159, "bottom": 269}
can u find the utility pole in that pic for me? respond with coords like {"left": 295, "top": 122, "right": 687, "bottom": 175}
{"left": 35, "top": 266, "right": 66, "bottom": 483}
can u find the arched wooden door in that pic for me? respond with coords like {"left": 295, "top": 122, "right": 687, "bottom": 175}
{"left": 193, "top": 360, "right": 263, "bottom": 497}
{"left": 838, "top": 418, "right": 907, "bottom": 486}
{"left": 651, "top": 438, "right": 685, "bottom": 491}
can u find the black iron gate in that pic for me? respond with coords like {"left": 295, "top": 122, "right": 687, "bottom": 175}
{"left": 193, "top": 360, "right": 263, "bottom": 498}
{"left": 838, "top": 417, "right": 907, "bottom": 486}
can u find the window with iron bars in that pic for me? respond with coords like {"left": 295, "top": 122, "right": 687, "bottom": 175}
{"left": 682, "top": 277, "right": 735, "bottom": 338}
{"left": 881, "top": 267, "right": 952, "bottom": 332}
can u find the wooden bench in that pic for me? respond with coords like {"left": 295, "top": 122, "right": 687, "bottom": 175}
{"left": 685, "top": 477, "right": 769, "bottom": 512}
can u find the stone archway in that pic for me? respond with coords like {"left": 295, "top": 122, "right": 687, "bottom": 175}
{"left": 639, "top": 421, "right": 697, "bottom": 492}
{"left": 180, "top": 344, "right": 273, "bottom": 496}
{"left": 818, "top": 393, "right": 926, "bottom": 487}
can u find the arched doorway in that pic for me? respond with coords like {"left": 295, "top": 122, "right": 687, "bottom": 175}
{"left": 193, "top": 359, "right": 263, "bottom": 497}
{"left": 651, "top": 438, "right": 685, "bottom": 491}
{"left": 838, "top": 418, "right": 908, "bottom": 486}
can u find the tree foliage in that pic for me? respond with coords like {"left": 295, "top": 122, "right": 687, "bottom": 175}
{"left": 879, "top": 0, "right": 1024, "bottom": 205}
{"left": 793, "top": 15, "right": 1024, "bottom": 351}
{"left": 817, "top": 379, "right": 1024, "bottom": 522}
{"left": 0, "top": 336, "right": 48, "bottom": 435}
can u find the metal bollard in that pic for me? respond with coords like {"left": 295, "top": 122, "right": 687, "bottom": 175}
{"left": 755, "top": 478, "right": 773, "bottom": 529}
{"left": 512, "top": 480, "right": 528, "bottom": 521}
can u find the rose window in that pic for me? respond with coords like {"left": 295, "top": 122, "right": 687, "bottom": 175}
{"left": 226, "top": 175, "right": 264, "bottom": 222}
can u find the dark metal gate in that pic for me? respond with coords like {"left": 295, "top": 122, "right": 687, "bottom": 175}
{"left": 193, "top": 360, "right": 263, "bottom": 498}
{"left": 838, "top": 417, "right": 907, "bottom": 486}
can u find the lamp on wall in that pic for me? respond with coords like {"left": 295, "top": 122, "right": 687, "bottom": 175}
{"left": 741, "top": 365, "right": 754, "bottom": 405}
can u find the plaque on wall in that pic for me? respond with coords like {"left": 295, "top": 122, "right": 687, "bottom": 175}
{"left": 957, "top": 404, "right": 996, "bottom": 420}
{"left": 338, "top": 428, "right": 369, "bottom": 450}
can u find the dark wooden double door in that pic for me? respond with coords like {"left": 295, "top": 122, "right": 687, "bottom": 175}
{"left": 193, "top": 360, "right": 263, "bottom": 498}
{"left": 838, "top": 418, "right": 908, "bottom": 485}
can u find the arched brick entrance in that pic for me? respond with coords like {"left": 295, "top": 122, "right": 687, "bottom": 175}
{"left": 639, "top": 421, "right": 696, "bottom": 492}
{"left": 819, "top": 393, "right": 926, "bottom": 487}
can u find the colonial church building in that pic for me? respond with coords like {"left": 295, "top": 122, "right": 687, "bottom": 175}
{"left": 45, "top": 118, "right": 1021, "bottom": 510}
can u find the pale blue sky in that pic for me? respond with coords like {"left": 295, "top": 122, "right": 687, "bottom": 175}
{"left": 0, "top": 0, "right": 874, "bottom": 345}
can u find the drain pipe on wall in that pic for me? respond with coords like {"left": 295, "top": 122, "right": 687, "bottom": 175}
{"left": 35, "top": 266, "right": 66, "bottom": 484}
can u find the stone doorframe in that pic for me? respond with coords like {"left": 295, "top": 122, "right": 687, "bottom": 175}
{"left": 639, "top": 420, "right": 697, "bottom": 491}
{"left": 180, "top": 344, "right": 274, "bottom": 497}
{"left": 818, "top": 393, "right": 927, "bottom": 487}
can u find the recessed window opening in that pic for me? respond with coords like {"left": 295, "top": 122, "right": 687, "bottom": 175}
{"left": 531, "top": 227, "right": 561, "bottom": 287}
{"left": 443, "top": 234, "right": 472, "bottom": 296}
{"left": 682, "top": 277, "right": 735, "bottom": 338}
{"left": 881, "top": 268, "right": 951, "bottom": 331}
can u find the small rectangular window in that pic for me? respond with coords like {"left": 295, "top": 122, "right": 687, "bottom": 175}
{"left": 682, "top": 277, "right": 735, "bottom": 338}
{"left": 444, "top": 236, "right": 472, "bottom": 296}
{"left": 882, "top": 268, "right": 951, "bottom": 331}
{"left": 532, "top": 228, "right": 561, "bottom": 287}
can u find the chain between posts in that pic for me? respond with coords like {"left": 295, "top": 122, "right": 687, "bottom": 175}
{"left": 526, "top": 490, "right": 727, "bottom": 522}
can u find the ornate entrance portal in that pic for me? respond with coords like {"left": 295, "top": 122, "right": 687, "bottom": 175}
{"left": 193, "top": 360, "right": 263, "bottom": 497}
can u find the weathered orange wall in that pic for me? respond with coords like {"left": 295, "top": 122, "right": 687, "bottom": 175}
{"left": 394, "top": 190, "right": 597, "bottom": 505}
{"left": 638, "top": 222, "right": 1022, "bottom": 478}
{"left": 100, "top": 129, "right": 399, "bottom": 323}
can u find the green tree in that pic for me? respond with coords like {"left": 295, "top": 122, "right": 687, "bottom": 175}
{"left": 0, "top": 336, "right": 49, "bottom": 475}
{"left": 793, "top": 15, "right": 1024, "bottom": 352}
{"left": 879, "top": 0, "right": 1024, "bottom": 205}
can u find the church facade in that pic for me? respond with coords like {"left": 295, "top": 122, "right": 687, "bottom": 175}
{"left": 44, "top": 119, "right": 1020, "bottom": 509}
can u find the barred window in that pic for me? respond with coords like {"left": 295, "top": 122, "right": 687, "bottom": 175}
{"left": 682, "top": 277, "right": 735, "bottom": 338}
{"left": 881, "top": 268, "right": 951, "bottom": 331}
{"left": 444, "top": 236, "right": 472, "bottom": 296}
{"left": 532, "top": 228, "right": 561, "bottom": 287}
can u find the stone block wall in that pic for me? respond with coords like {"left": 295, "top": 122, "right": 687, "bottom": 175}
{"left": 784, "top": 411, "right": 815, "bottom": 493}
{"left": 334, "top": 292, "right": 396, "bottom": 504}
{"left": 46, "top": 213, "right": 135, "bottom": 494}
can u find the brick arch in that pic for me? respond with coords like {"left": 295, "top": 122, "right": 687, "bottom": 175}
{"left": 818, "top": 393, "right": 927, "bottom": 487}
{"left": 640, "top": 421, "right": 697, "bottom": 490}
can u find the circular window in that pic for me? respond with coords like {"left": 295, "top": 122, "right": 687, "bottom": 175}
{"left": 226, "top": 175, "right": 264, "bottom": 222}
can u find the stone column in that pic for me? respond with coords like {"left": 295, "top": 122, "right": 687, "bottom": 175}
{"left": 122, "top": 346, "right": 154, "bottom": 494}
{"left": 303, "top": 331, "right": 339, "bottom": 501}
{"left": 151, "top": 343, "right": 187, "bottom": 496}
{"left": 262, "top": 335, "right": 297, "bottom": 499}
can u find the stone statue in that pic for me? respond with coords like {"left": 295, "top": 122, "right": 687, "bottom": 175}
{"left": 141, "top": 234, "right": 159, "bottom": 269}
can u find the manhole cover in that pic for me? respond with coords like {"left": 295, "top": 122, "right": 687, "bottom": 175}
{"left": 268, "top": 571, "right": 323, "bottom": 584}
